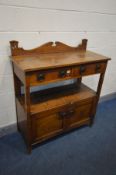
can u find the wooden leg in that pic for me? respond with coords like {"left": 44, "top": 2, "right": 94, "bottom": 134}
{"left": 89, "top": 72, "right": 106, "bottom": 127}
{"left": 27, "top": 144, "right": 32, "bottom": 154}
{"left": 74, "top": 77, "right": 82, "bottom": 87}
{"left": 13, "top": 74, "right": 22, "bottom": 131}
{"left": 97, "top": 73, "right": 105, "bottom": 99}
{"left": 89, "top": 97, "right": 97, "bottom": 126}
{"left": 24, "top": 78, "right": 32, "bottom": 154}
{"left": 89, "top": 117, "right": 94, "bottom": 127}
{"left": 13, "top": 74, "right": 21, "bottom": 97}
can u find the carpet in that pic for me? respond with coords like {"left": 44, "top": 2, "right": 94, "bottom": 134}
{"left": 0, "top": 99, "right": 116, "bottom": 175}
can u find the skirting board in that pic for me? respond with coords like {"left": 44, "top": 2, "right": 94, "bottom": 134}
{"left": 99, "top": 92, "right": 116, "bottom": 103}
{"left": 0, "top": 92, "right": 116, "bottom": 138}
{"left": 0, "top": 123, "right": 17, "bottom": 138}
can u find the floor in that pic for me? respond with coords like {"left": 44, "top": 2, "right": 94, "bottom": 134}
{"left": 0, "top": 99, "right": 116, "bottom": 175}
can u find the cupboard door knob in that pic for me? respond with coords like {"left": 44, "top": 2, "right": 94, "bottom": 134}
{"left": 80, "top": 65, "right": 86, "bottom": 74}
{"left": 96, "top": 64, "right": 101, "bottom": 72}
{"left": 59, "top": 70, "right": 67, "bottom": 78}
{"left": 59, "top": 109, "right": 75, "bottom": 118}
{"left": 37, "top": 73, "right": 45, "bottom": 81}
{"left": 68, "top": 109, "right": 75, "bottom": 115}
{"left": 59, "top": 111, "right": 67, "bottom": 118}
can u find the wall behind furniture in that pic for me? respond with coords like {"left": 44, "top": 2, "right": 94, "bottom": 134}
{"left": 0, "top": 0, "right": 116, "bottom": 128}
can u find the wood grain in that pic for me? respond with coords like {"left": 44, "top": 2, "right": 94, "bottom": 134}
{"left": 11, "top": 50, "right": 110, "bottom": 72}
{"left": 10, "top": 39, "right": 87, "bottom": 56}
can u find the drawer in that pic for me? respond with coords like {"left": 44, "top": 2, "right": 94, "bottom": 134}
{"left": 29, "top": 67, "right": 72, "bottom": 86}
{"left": 31, "top": 99, "right": 93, "bottom": 142}
{"left": 73, "top": 62, "right": 106, "bottom": 77}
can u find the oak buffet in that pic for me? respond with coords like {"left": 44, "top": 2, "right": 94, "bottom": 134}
{"left": 10, "top": 39, "right": 110, "bottom": 153}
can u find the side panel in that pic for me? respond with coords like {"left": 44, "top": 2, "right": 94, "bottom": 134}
{"left": 16, "top": 99, "right": 29, "bottom": 143}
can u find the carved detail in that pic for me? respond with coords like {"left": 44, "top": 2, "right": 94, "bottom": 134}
{"left": 10, "top": 41, "right": 19, "bottom": 56}
{"left": 10, "top": 39, "right": 88, "bottom": 56}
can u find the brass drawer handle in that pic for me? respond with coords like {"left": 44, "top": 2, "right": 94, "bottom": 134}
{"left": 37, "top": 73, "right": 45, "bottom": 81}
{"left": 96, "top": 64, "right": 101, "bottom": 72}
{"left": 80, "top": 65, "right": 86, "bottom": 74}
{"left": 59, "top": 70, "right": 67, "bottom": 78}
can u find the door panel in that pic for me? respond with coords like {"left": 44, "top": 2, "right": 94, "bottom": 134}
{"left": 32, "top": 112, "right": 63, "bottom": 141}
{"left": 69, "top": 103, "right": 92, "bottom": 128}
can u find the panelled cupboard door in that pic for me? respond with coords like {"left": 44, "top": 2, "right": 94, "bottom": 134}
{"left": 68, "top": 103, "right": 92, "bottom": 129}
{"left": 61, "top": 102, "right": 92, "bottom": 131}
{"left": 32, "top": 112, "right": 63, "bottom": 142}
{"left": 31, "top": 102, "right": 92, "bottom": 142}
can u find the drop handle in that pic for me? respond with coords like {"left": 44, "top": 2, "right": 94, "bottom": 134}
{"left": 59, "top": 70, "right": 67, "bottom": 78}
{"left": 37, "top": 73, "right": 45, "bottom": 81}
{"left": 96, "top": 64, "right": 101, "bottom": 72}
{"left": 80, "top": 65, "right": 86, "bottom": 74}
{"left": 59, "top": 111, "right": 67, "bottom": 118}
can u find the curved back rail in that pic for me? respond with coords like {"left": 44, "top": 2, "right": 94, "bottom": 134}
{"left": 10, "top": 39, "right": 88, "bottom": 56}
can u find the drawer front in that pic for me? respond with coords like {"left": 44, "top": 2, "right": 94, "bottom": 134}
{"left": 29, "top": 62, "right": 106, "bottom": 86}
{"left": 73, "top": 62, "right": 106, "bottom": 77}
{"left": 29, "top": 67, "right": 72, "bottom": 86}
{"left": 32, "top": 111, "right": 63, "bottom": 142}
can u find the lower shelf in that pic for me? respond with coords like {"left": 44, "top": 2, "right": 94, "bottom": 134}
{"left": 18, "top": 83, "right": 96, "bottom": 114}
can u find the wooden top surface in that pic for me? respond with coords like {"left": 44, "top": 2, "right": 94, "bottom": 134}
{"left": 11, "top": 50, "right": 110, "bottom": 72}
